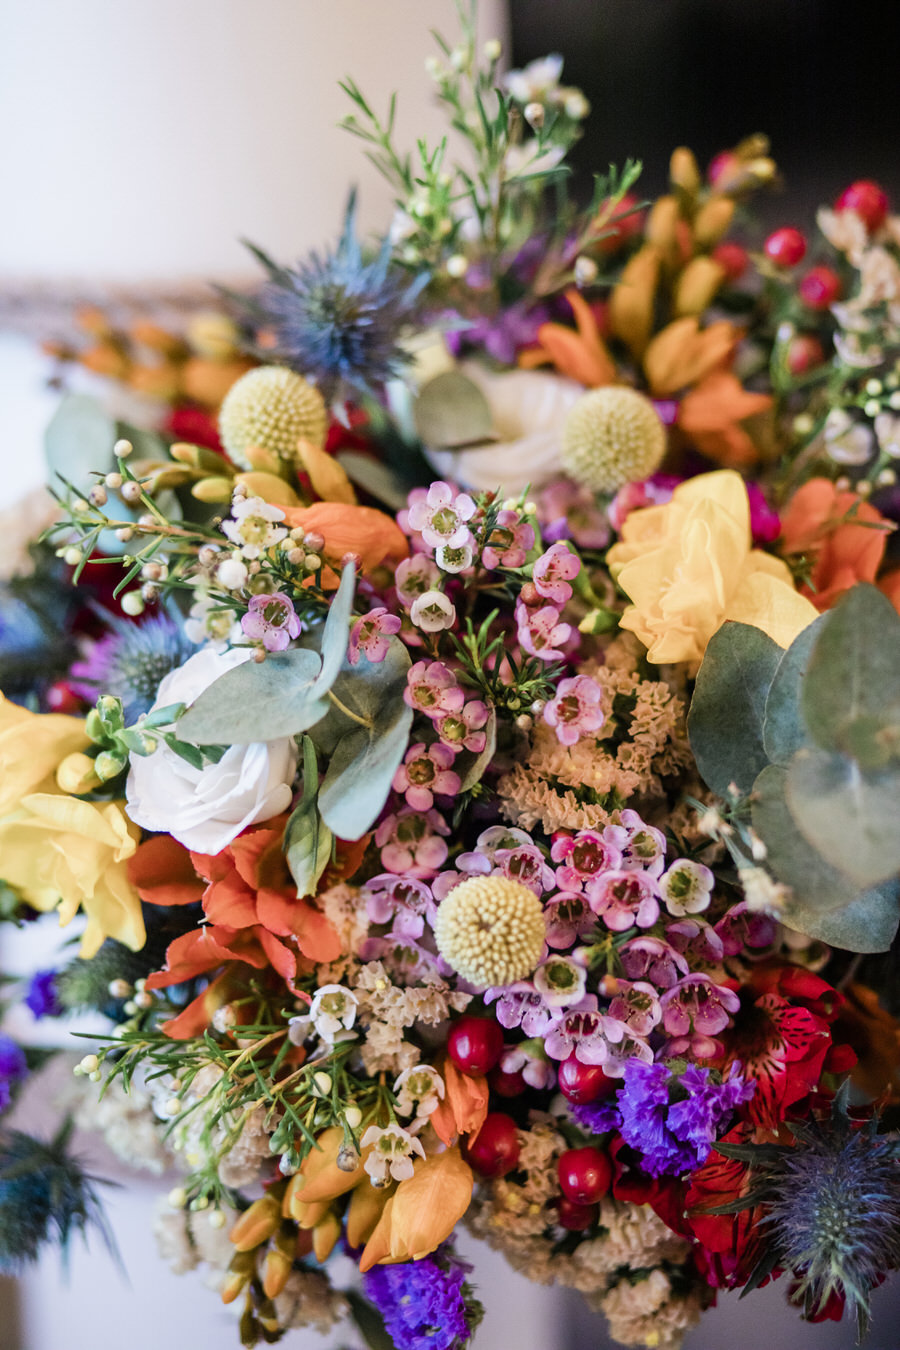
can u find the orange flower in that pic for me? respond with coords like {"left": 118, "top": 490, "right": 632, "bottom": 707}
{"left": 642, "top": 317, "right": 738, "bottom": 397}
{"left": 359, "top": 1149, "right": 474, "bottom": 1271}
{"left": 144, "top": 926, "right": 293, "bottom": 1038}
{"left": 780, "top": 478, "right": 892, "bottom": 611}
{"left": 430, "top": 1056, "right": 489, "bottom": 1146}
{"left": 281, "top": 502, "right": 408, "bottom": 588}
{"left": 676, "top": 370, "right": 772, "bottom": 468}
{"left": 519, "top": 289, "right": 617, "bottom": 387}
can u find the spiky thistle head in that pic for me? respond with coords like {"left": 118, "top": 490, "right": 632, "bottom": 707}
{"left": 0, "top": 1121, "right": 113, "bottom": 1272}
{"left": 713, "top": 1086, "right": 900, "bottom": 1339}
{"left": 69, "top": 610, "right": 196, "bottom": 725}
{"left": 247, "top": 192, "right": 427, "bottom": 401}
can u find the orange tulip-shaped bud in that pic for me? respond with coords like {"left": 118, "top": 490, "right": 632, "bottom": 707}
{"left": 297, "top": 438, "right": 358, "bottom": 506}
{"left": 234, "top": 470, "right": 302, "bottom": 507}
{"left": 128, "top": 364, "right": 182, "bottom": 400}
{"left": 346, "top": 1177, "right": 395, "bottom": 1248}
{"left": 80, "top": 344, "right": 130, "bottom": 379}
{"left": 643, "top": 317, "right": 737, "bottom": 396}
{"left": 430, "top": 1057, "right": 489, "bottom": 1147}
{"left": 285, "top": 1127, "right": 369, "bottom": 1210}
{"left": 673, "top": 257, "right": 727, "bottom": 317}
{"left": 608, "top": 245, "right": 662, "bottom": 358}
{"left": 229, "top": 1192, "right": 283, "bottom": 1253}
{"left": 359, "top": 1149, "right": 474, "bottom": 1272}
{"left": 75, "top": 305, "right": 115, "bottom": 339}
{"left": 294, "top": 1199, "right": 331, "bottom": 1231}
{"left": 262, "top": 1226, "right": 299, "bottom": 1299}
{"left": 130, "top": 321, "right": 186, "bottom": 356}
{"left": 692, "top": 197, "right": 736, "bottom": 247}
{"left": 646, "top": 196, "right": 682, "bottom": 258}
{"left": 312, "top": 1207, "right": 343, "bottom": 1263}
{"left": 670, "top": 146, "right": 701, "bottom": 196}
{"left": 221, "top": 1249, "right": 257, "bottom": 1305}
{"left": 170, "top": 442, "right": 228, "bottom": 472}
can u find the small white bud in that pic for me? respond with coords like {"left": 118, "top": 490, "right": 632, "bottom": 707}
{"left": 115, "top": 526, "right": 134, "bottom": 542}
{"left": 121, "top": 480, "right": 143, "bottom": 504}
{"left": 866, "top": 378, "right": 884, "bottom": 396}
{"left": 524, "top": 101, "right": 545, "bottom": 129}
{"left": 793, "top": 414, "right": 815, "bottom": 437}
{"left": 446, "top": 254, "right": 468, "bottom": 279}
{"left": 573, "top": 256, "right": 598, "bottom": 287}
{"left": 313, "top": 1071, "right": 332, "bottom": 1097}
{"left": 114, "top": 438, "right": 134, "bottom": 458}
{"left": 89, "top": 485, "right": 108, "bottom": 507}
{"left": 108, "top": 979, "right": 132, "bottom": 999}
{"left": 483, "top": 38, "right": 502, "bottom": 61}
{"left": 865, "top": 399, "right": 881, "bottom": 418}
{"left": 167, "top": 1187, "right": 187, "bottom": 1209}
{"left": 120, "top": 592, "right": 145, "bottom": 617}
{"left": 164, "top": 1097, "right": 183, "bottom": 1117}
{"left": 79, "top": 1054, "right": 100, "bottom": 1073}
{"left": 105, "top": 471, "right": 123, "bottom": 489}
{"left": 345, "top": 1105, "right": 363, "bottom": 1130}
{"left": 208, "top": 1209, "right": 226, "bottom": 1229}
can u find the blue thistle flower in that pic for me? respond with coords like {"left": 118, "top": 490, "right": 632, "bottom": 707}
{"left": 69, "top": 610, "right": 196, "bottom": 724}
{"left": 247, "top": 193, "right": 427, "bottom": 401}
{"left": 0, "top": 1122, "right": 113, "bottom": 1271}
{"left": 713, "top": 1085, "right": 900, "bottom": 1338}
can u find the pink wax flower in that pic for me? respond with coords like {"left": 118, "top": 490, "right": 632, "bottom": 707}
{"left": 482, "top": 509, "right": 536, "bottom": 569}
{"left": 493, "top": 843, "right": 556, "bottom": 896}
{"left": 362, "top": 874, "right": 435, "bottom": 938}
{"left": 714, "top": 902, "right": 778, "bottom": 956}
{"left": 543, "top": 674, "right": 605, "bottom": 746}
{"left": 484, "top": 983, "right": 555, "bottom": 1037}
{"left": 532, "top": 541, "right": 581, "bottom": 605}
{"left": 552, "top": 827, "right": 625, "bottom": 890}
{"left": 658, "top": 858, "right": 715, "bottom": 916}
{"left": 434, "top": 699, "right": 489, "bottom": 754}
{"left": 618, "top": 809, "right": 667, "bottom": 874}
{"left": 608, "top": 473, "right": 680, "bottom": 533}
{"left": 599, "top": 1028, "right": 655, "bottom": 1078}
{"left": 587, "top": 869, "right": 660, "bottom": 931}
{"left": 410, "top": 589, "right": 456, "bottom": 632}
{"left": 543, "top": 891, "right": 597, "bottom": 949}
{"left": 375, "top": 805, "right": 450, "bottom": 877}
{"left": 240, "top": 592, "right": 301, "bottom": 652}
{"left": 746, "top": 481, "right": 782, "bottom": 545}
{"left": 516, "top": 601, "right": 572, "bottom": 660}
{"left": 607, "top": 979, "right": 662, "bottom": 1038}
{"left": 543, "top": 1002, "right": 612, "bottom": 1064}
{"left": 404, "top": 660, "right": 465, "bottom": 718}
{"left": 659, "top": 974, "right": 740, "bottom": 1039}
{"left": 618, "top": 936, "right": 688, "bottom": 990}
{"left": 406, "top": 481, "right": 477, "bottom": 551}
{"left": 537, "top": 477, "right": 610, "bottom": 550}
{"left": 395, "top": 553, "right": 441, "bottom": 605}
{"left": 392, "top": 742, "right": 461, "bottom": 810}
{"left": 348, "top": 607, "right": 402, "bottom": 665}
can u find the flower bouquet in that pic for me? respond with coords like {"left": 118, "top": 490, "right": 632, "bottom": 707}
{"left": 5, "top": 7, "right": 900, "bottom": 1349}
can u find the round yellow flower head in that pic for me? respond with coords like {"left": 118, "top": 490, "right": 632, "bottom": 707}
{"left": 434, "top": 876, "right": 545, "bottom": 988}
{"left": 219, "top": 366, "right": 328, "bottom": 470}
{"left": 560, "top": 387, "right": 666, "bottom": 493}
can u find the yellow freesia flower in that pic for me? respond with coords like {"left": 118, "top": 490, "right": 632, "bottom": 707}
{"left": 607, "top": 470, "right": 818, "bottom": 664}
{"left": 0, "top": 693, "right": 90, "bottom": 814}
{"left": 0, "top": 792, "right": 145, "bottom": 957}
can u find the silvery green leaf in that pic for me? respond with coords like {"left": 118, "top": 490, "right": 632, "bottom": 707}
{"left": 336, "top": 451, "right": 411, "bottom": 511}
{"left": 412, "top": 371, "right": 493, "bottom": 449}
{"left": 752, "top": 763, "right": 860, "bottom": 911}
{"left": 785, "top": 882, "right": 900, "bottom": 953}
{"left": 457, "top": 707, "right": 497, "bottom": 792}
{"left": 762, "top": 613, "right": 828, "bottom": 764}
{"left": 45, "top": 394, "right": 116, "bottom": 489}
{"left": 284, "top": 737, "right": 334, "bottom": 899}
{"left": 311, "top": 561, "right": 355, "bottom": 698}
{"left": 785, "top": 746, "right": 900, "bottom": 890}
{"left": 176, "top": 648, "right": 323, "bottom": 744}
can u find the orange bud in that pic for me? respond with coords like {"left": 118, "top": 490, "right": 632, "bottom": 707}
{"left": 346, "top": 1177, "right": 394, "bottom": 1248}
{"left": 643, "top": 317, "right": 737, "bottom": 396}
{"left": 130, "top": 321, "right": 185, "bottom": 356}
{"left": 294, "top": 1199, "right": 330, "bottom": 1231}
{"left": 692, "top": 197, "right": 735, "bottom": 247}
{"left": 221, "top": 1249, "right": 256, "bottom": 1304}
{"left": 80, "top": 344, "right": 129, "bottom": 379}
{"left": 673, "top": 257, "right": 726, "bottom": 317}
{"left": 181, "top": 356, "right": 254, "bottom": 408}
{"left": 229, "top": 1192, "right": 282, "bottom": 1252}
{"left": 430, "top": 1057, "right": 489, "bottom": 1147}
{"left": 670, "top": 147, "right": 701, "bottom": 195}
{"left": 128, "top": 364, "right": 181, "bottom": 400}
{"left": 234, "top": 470, "right": 302, "bottom": 507}
{"left": 297, "top": 438, "right": 357, "bottom": 506}
{"left": 312, "top": 1208, "right": 342, "bottom": 1262}
{"left": 359, "top": 1149, "right": 473, "bottom": 1272}
{"left": 75, "top": 305, "right": 114, "bottom": 338}
{"left": 646, "top": 196, "right": 682, "bottom": 256}
{"left": 607, "top": 245, "right": 661, "bottom": 358}
{"left": 262, "top": 1228, "right": 297, "bottom": 1299}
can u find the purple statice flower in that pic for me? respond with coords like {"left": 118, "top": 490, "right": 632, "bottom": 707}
{"left": 24, "top": 970, "right": 62, "bottom": 1020}
{"left": 571, "top": 1097, "right": 621, "bottom": 1135}
{"left": 363, "top": 1243, "right": 477, "bottom": 1350}
{"left": 444, "top": 299, "right": 549, "bottom": 365}
{"left": 0, "top": 1035, "right": 27, "bottom": 1113}
{"left": 240, "top": 592, "right": 301, "bottom": 652}
{"left": 617, "top": 1058, "right": 754, "bottom": 1177}
{"left": 69, "top": 610, "right": 196, "bottom": 724}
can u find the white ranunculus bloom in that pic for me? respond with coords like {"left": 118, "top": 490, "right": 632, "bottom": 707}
{"left": 125, "top": 646, "right": 297, "bottom": 854}
{"left": 424, "top": 362, "right": 584, "bottom": 495}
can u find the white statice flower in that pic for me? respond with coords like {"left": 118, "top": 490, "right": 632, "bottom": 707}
{"left": 288, "top": 985, "right": 359, "bottom": 1047}
{"left": 833, "top": 330, "right": 884, "bottom": 369}
{"left": 274, "top": 1269, "right": 348, "bottom": 1334}
{"left": 739, "top": 864, "right": 790, "bottom": 914}
{"left": 504, "top": 53, "right": 564, "bottom": 104}
{"left": 221, "top": 494, "right": 287, "bottom": 559}
{"left": 153, "top": 1198, "right": 238, "bottom": 1289}
{"left": 65, "top": 1073, "right": 171, "bottom": 1174}
{"left": 876, "top": 412, "right": 900, "bottom": 458}
{"left": 361, "top": 1123, "right": 426, "bottom": 1183}
{"left": 823, "top": 407, "right": 874, "bottom": 465}
{"left": 162, "top": 1064, "right": 276, "bottom": 1191}
{"left": 857, "top": 245, "right": 900, "bottom": 308}
{"left": 424, "top": 362, "right": 583, "bottom": 494}
{"left": 393, "top": 1065, "right": 445, "bottom": 1121}
{"left": 125, "top": 646, "right": 297, "bottom": 853}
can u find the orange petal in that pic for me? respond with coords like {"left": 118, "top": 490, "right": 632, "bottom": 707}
{"left": 430, "top": 1058, "right": 489, "bottom": 1146}
{"left": 281, "top": 502, "right": 409, "bottom": 582}
{"left": 128, "top": 834, "right": 204, "bottom": 906}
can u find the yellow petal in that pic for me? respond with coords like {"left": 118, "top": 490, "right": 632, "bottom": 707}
{"left": 724, "top": 569, "right": 818, "bottom": 650}
{"left": 234, "top": 471, "right": 302, "bottom": 507}
{"left": 296, "top": 439, "right": 357, "bottom": 506}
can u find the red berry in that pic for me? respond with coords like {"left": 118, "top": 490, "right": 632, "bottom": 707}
{"left": 556, "top": 1196, "right": 598, "bottom": 1231}
{"left": 595, "top": 192, "right": 644, "bottom": 255}
{"left": 785, "top": 334, "right": 826, "bottom": 375}
{"left": 707, "top": 151, "right": 740, "bottom": 188}
{"left": 558, "top": 1147, "right": 613, "bottom": 1205}
{"left": 712, "top": 241, "right": 749, "bottom": 281}
{"left": 835, "top": 179, "right": 889, "bottom": 232}
{"left": 557, "top": 1055, "right": 617, "bottom": 1105}
{"left": 798, "top": 265, "right": 842, "bottom": 310}
{"left": 447, "top": 1017, "right": 503, "bottom": 1077}
{"left": 764, "top": 227, "right": 807, "bottom": 267}
{"left": 464, "top": 1113, "right": 520, "bottom": 1178}
{"left": 488, "top": 1064, "right": 526, "bottom": 1098}
{"left": 45, "top": 680, "right": 82, "bottom": 714}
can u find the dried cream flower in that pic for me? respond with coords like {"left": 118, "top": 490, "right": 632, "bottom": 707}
{"left": 434, "top": 876, "right": 546, "bottom": 987}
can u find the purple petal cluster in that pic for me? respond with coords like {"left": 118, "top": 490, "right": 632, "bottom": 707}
{"left": 0, "top": 1035, "right": 27, "bottom": 1113}
{"left": 363, "top": 1244, "right": 475, "bottom": 1350}
{"left": 24, "top": 970, "right": 62, "bottom": 1020}
{"left": 616, "top": 1058, "right": 754, "bottom": 1177}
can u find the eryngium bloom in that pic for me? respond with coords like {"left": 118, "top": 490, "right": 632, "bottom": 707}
{"left": 247, "top": 192, "right": 427, "bottom": 401}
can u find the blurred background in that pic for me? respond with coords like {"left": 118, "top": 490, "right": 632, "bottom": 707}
{"left": 1, "top": 2, "right": 899, "bottom": 1347}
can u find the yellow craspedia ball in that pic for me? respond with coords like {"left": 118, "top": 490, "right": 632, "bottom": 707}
{"left": 433, "top": 876, "right": 546, "bottom": 989}
{"left": 560, "top": 386, "right": 666, "bottom": 493}
{"left": 218, "top": 366, "right": 328, "bottom": 470}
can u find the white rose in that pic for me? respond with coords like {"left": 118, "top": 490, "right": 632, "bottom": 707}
{"left": 125, "top": 646, "right": 297, "bottom": 854}
{"left": 423, "top": 363, "right": 583, "bottom": 495}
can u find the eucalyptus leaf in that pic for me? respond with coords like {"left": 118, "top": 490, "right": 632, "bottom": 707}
{"left": 412, "top": 370, "right": 493, "bottom": 449}
{"left": 762, "top": 613, "right": 828, "bottom": 764}
{"left": 802, "top": 584, "right": 900, "bottom": 767}
{"left": 176, "top": 648, "right": 323, "bottom": 744}
{"left": 45, "top": 394, "right": 116, "bottom": 489}
{"left": 751, "top": 763, "right": 862, "bottom": 912}
{"left": 284, "top": 738, "right": 333, "bottom": 899}
{"left": 687, "top": 622, "right": 782, "bottom": 798}
{"left": 336, "top": 450, "right": 411, "bottom": 511}
{"left": 785, "top": 746, "right": 900, "bottom": 890}
{"left": 782, "top": 881, "right": 900, "bottom": 953}
{"left": 311, "top": 561, "right": 355, "bottom": 698}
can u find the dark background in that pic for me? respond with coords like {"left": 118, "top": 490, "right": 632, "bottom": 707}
{"left": 509, "top": 0, "right": 900, "bottom": 226}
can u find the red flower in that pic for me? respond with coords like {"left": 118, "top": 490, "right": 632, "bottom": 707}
{"left": 609, "top": 1135, "right": 691, "bottom": 1239}
{"left": 684, "top": 1122, "right": 771, "bottom": 1288}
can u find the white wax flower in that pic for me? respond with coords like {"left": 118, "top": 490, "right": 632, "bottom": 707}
{"left": 125, "top": 646, "right": 297, "bottom": 854}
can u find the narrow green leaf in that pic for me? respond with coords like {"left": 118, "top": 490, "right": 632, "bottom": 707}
{"left": 284, "top": 738, "right": 333, "bottom": 898}
{"left": 457, "top": 707, "right": 497, "bottom": 792}
{"left": 687, "top": 621, "right": 782, "bottom": 797}
{"left": 785, "top": 747, "right": 900, "bottom": 889}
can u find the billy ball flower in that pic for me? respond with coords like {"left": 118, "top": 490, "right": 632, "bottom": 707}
{"left": 560, "top": 387, "right": 666, "bottom": 493}
{"left": 218, "top": 366, "right": 328, "bottom": 470}
{"left": 240, "top": 592, "right": 301, "bottom": 652}
{"left": 433, "top": 875, "right": 546, "bottom": 988}
{"left": 543, "top": 674, "right": 605, "bottom": 746}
